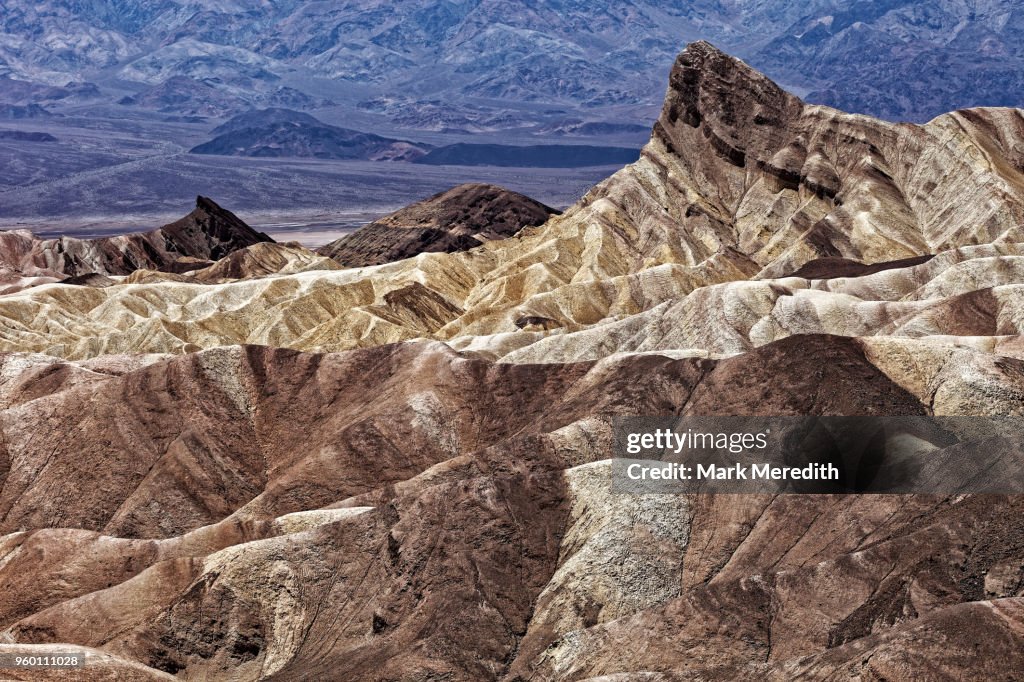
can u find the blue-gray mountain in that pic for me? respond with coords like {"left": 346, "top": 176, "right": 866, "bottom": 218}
{"left": 0, "top": 0, "right": 1021, "bottom": 125}
{"left": 187, "top": 108, "right": 641, "bottom": 165}
{"left": 189, "top": 109, "right": 431, "bottom": 161}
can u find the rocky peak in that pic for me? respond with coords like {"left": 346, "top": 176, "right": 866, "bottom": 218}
{"left": 658, "top": 41, "right": 804, "bottom": 171}
{"left": 160, "top": 196, "right": 273, "bottom": 261}
{"left": 318, "top": 183, "right": 557, "bottom": 267}
{"left": 370, "top": 183, "right": 556, "bottom": 233}
{"left": 0, "top": 197, "right": 273, "bottom": 290}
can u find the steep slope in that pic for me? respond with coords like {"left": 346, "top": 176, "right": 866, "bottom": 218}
{"left": 179, "top": 242, "right": 341, "bottom": 283}
{"left": 318, "top": 183, "right": 558, "bottom": 267}
{"left": 1, "top": 44, "right": 1023, "bottom": 361}
{"left": 0, "top": 338, "right": 1021, "bottom": 679}
{"left": 155, "top": 196, "right": 274, "bottom": 262}
{"left": 0, "top": 196, "right": 272, "bottom": 291}
{"left": 121, "top": 242, "right": 342, "bottom": 286}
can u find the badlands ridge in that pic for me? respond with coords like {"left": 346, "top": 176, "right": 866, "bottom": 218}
{"left": 0, "top": 44, "right": 1022, "bottom": 373}
{"left": 0, "top": 42, "right": 1023, "bottom": 680}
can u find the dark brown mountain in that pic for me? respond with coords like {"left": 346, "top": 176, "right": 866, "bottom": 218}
{"left": 0, "top": 196, "right": 272, "bottom": 290}
{"left": 189, "top": 108, "right": 429, "bottom": 161}
{"left": 156, "top": 196, "right": 273, "bottom": 263}
{"left": 318, "top": 183, "right": 558, "bottom": 267}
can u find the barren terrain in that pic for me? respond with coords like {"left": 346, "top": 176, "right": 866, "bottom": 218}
{"left": 0, "top": 43, "right": 1023, "bottom": 680}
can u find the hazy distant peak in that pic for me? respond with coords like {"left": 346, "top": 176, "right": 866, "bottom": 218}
{"left": 209, "top": 108, "right": 324, "bottom": 135}
{"left": 190, "top": 108, "right": 431, "bottom": 161}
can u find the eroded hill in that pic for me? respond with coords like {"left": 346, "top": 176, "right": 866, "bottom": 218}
{"left": 1, "top": 44, "right": 1023, "bottom": 364}
{"left": 1, "top": 42, "right": 1024, "bottom": 681}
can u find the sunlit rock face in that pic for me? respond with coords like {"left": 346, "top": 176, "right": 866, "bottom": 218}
{"left": 2, "top": 43, "right": 1024, "bottom": 680}
{"left": 1, "top": 44, "right": 1024, "bottom": 364}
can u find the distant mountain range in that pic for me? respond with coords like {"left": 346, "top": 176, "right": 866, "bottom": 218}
{"left": 189, "top": 108, "right": 642, "bottom": 166}
{"left": 1, "top": 1, "right": 1022, "bottom": 126}
{"left": 189, "top": 109, "right": 430, "bottom": 161}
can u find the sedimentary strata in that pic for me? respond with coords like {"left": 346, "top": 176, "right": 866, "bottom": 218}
{"left": 0, "top": 196, "right": 272, "bottom": 292}
{"left": 1, "top": 42, "right": 1023, "bottom": 680}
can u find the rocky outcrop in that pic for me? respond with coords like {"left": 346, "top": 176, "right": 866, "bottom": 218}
{"left": 0, "top": 196, "right": 272, "bottom": 291}
{"left": 318, "top": 183, "right": 558, "bottom": 267}
{"left": 118, "top": 242, "right": 342, "bottom": 287}
{"left": 155, "top": 196, "right": 274, "bottom": 263}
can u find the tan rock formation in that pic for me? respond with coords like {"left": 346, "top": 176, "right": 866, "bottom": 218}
{"left": 0, "top": 337, "right": 1020, "bottom": 679}
{"left": 0, "top": 41, "right": 1023, "bottom": 681}
{"left": 0, "top": 45, "right": 1021, "bottom": 364}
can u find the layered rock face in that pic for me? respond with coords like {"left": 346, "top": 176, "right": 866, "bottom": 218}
{"left": 125, "top": 242, "right": 342, "bottom": 286}
{"left": 1, "top": 44, "right": 1023, "bottom": 360}
{"left": 2, "top": 42, "right": 1024, "bottom": 680}
{"left": 0, "top": 339, "right": 1022, "bottom": 680}
{"left": 0, "top": 196, "right": 272, "bottom": 291}
{"left": 318, "top": 183, "right": 558, "bottom": 266}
